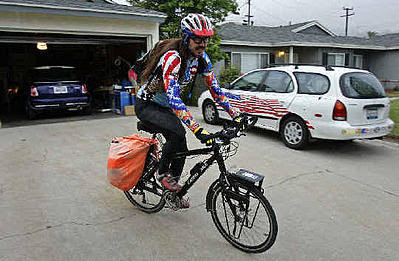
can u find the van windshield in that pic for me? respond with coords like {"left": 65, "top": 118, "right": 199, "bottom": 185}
{"left": 33, "top": 67, "right": 78, "bottom": 82}
{"left": 339, "top": 72, "right": 386, "bottom": 99}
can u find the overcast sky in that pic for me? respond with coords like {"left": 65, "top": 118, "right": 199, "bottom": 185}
{"left": 226, "top": 0, "right": 399, "bottom": 37}
{"left": 114, "top": 0, "right": 399, "bottom": 37}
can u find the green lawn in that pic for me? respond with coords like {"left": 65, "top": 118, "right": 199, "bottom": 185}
{"left": 390, "top": 99, "right": 399, "bottom": 136}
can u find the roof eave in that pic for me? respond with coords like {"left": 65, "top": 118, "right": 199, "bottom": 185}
{"left": 0, "top": 1, "right": 166, "bottom": 23}
{"left": 291, "top": 21, "right": 336, "bottom": 36}
{"left": 220, "top": 40, "right": 389, "bottom": 50}
{"left": 386, "top": 45, "right": 399, "bottom": 50}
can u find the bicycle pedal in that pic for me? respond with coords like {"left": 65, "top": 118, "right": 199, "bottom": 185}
{"left": 163, "top": 191, "right": 187, "bottom": 211}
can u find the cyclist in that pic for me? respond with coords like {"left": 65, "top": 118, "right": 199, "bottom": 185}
{"left": 135, "top": 13, "right": 246, "bottom": 207}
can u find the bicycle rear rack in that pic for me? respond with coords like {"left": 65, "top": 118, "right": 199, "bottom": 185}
{"left": 228, "top": 169, "right": 264, "bottom": 191}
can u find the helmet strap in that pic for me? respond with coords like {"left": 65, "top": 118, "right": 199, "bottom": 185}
{"left": 183, "top": 34, "right": 190, "bottom": 45}
{"left": 182, "top": 33, "right": 200, "bottom": 58}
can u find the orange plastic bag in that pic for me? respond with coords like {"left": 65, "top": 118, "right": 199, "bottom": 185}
{"left": 107, "top": 134, "right": 158, "bottom": 191}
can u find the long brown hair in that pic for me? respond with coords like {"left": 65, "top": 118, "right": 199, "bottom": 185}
{"left": 141, "top": 38, "right": 189, "bottom": 83}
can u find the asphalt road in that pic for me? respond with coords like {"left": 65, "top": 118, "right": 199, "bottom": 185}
{"left": 0, "top": 107, "right": 398, "bottom": 261}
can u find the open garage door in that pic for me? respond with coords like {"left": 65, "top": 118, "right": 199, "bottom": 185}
{"left": 0, "top": 31, "right": 147, "bottom": 121}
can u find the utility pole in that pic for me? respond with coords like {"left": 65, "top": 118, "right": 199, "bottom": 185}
{"left": 341, "top": 7, "right": 354, "bottom": 36}
{"left": 243, "top": 0, "right": 253, "bottom": 26}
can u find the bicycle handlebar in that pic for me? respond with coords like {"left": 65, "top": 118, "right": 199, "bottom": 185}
{"left": 212, "top": 113, "right": 258, "bottom": 145}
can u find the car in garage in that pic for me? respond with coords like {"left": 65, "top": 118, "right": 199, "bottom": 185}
{"left": 24, "top": 66, "right": 91, "bottom": 119}
{"left": 198, "top": 64, "right": 394, "bottom": 149}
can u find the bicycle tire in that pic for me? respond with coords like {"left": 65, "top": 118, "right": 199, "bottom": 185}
{"left": 124, "top": 134, "right": 166, "bottom": 213}
{"left": 210, "top": 181, "right": 278, "bottom": 253}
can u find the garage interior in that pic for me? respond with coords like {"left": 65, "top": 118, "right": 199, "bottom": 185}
{"left": 0, "top": 31, "right": 146, "bottom": 123}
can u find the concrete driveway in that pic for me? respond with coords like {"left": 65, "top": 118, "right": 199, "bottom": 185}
{"left": 0, "top": 107, "right": 398, "bottom": 261}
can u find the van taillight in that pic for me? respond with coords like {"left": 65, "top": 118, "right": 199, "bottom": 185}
{"left": 81, "top": 84, "right": 88, "bottom": 94}
{"left": 333, "top": 100, "right": 347, "bottom": 121}
{"left": 30, "top": 86, "right": 38, "bottom": 97}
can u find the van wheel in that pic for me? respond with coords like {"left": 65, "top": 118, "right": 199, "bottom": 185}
{"left": 202, "top": 100, "right": 219, "bottom": 125}
{"left": 281, "top": 117, "right": 309, "bottom": 149}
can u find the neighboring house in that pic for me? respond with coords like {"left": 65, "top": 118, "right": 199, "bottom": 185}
{"left": 0, "top": 0, "right": 166, "bottom": 114}
{"left": 216, "top": 21, "right": 399, "bottom": 89}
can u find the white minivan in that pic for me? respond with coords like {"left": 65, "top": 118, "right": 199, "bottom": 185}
{"left": 198, "top": 65, "right": 394, "bottom": 149}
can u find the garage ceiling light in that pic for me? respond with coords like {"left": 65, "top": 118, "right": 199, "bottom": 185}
{"left": 37, "top": 42, "right": 47, "bottom": 50}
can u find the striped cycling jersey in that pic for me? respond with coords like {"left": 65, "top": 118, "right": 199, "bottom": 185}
{"left": 137, "top": 50, "right": 239, "bottom": 133}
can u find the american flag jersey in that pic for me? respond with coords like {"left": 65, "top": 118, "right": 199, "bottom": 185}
{"left": 137, "top": 50, "right": 238, "bottom": 133}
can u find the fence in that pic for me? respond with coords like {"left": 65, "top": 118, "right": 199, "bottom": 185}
{"left": 380, "top": 79, "right": 399, "bottom": 91}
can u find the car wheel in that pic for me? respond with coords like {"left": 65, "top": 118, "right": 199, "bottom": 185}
{"left": 281, "top": 117, "right": 309, "bottom": 149}
{"left": 202, "top": 100, "right": 219, "bottom": 125}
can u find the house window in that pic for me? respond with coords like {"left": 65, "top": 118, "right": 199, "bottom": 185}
{"left": 353, "top": 55, "right": 363, "bottom": 69}
{"left": 327, "top": 53, "right": 345, "bottom": 66}
{"left": 231, "top": 52, "right": 269, "bottom": 73}
{"left": 232, "top": 53, "right": 241, "bottom": 70}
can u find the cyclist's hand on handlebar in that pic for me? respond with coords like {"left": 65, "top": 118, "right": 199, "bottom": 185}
{"left": 194, "top": 128, "right": 215, "bottom": 146}
{"left": 233, "top": 113, "right": 248, "bottom": 132}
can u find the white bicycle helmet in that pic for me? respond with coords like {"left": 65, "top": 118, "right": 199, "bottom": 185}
{"left": 181, "top": 13, "right": 214, "bottom": 37}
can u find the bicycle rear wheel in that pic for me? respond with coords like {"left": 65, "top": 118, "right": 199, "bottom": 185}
{"left": 210, "top": 181, "right": 278, "bottom": 253}
{"left": 124, "top": 136, "right": 165, "bottom": 213}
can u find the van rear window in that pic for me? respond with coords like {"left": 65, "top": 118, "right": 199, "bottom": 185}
{"left": 339, "top": 72, "right": 386, "bottom": 99}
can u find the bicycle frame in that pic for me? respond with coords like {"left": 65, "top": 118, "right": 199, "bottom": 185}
{"left": 133, "top": 117, "right": 277, "bottom": 253}
{"left": 172, "top": 143, "right": 227, "bottom": 198}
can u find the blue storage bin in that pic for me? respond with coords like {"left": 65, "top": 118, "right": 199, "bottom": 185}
{"left": 121, "top": 81, "right": 131, "bottom": 88}
{"left": 112, "top": 90, "right": 131, "bottom": 114}
{"left": 120, "top": 91, "right": 131, "bottom": 115}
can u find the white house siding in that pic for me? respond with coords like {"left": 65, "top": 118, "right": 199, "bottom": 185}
{"left": 368, "top": 50, "right": 399, "bottom": 82}
{"left": 0, "top": 11, "right": 160, "bottom": 48}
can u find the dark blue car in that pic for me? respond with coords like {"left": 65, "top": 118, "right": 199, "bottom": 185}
{"left": 26, "top": 66, "right": 91, "bottom": 119}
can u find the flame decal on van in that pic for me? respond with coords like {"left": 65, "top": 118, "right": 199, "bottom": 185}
{"left": 217, "top": 94, "right": 289, "bottom": 117}
{"left": 216, "top": 94, "right": 315, "bottom": 130}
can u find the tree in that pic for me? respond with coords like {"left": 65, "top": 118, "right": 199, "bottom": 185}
{"left": 367, "top": 31, "right": 378, "bottom": 39}
{"left": 129, "top": 0, "right": 237, "bottom": 63}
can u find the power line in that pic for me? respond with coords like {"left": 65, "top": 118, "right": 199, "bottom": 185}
{"left": 341, "top": 7, "right": 354, "bottom": 36}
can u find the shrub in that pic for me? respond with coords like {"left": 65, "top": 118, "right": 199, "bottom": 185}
{"left": 218, "top": 66, "right": 241, "bottom": 86}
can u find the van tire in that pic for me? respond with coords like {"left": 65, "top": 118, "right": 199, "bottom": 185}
{"left": 202, "top": 100, "right": 219, "bottom": 125}
{"left": 281, "top": 116, "right": 309, "bottom": 149}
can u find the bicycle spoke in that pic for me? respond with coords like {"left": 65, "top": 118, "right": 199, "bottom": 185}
{"left": 211, "top": 182, "right": 277, "bottom": 252}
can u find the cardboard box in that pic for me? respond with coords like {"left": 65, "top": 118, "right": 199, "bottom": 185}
{"left": 124, "top": 105, "right": 135, "bottom": 116}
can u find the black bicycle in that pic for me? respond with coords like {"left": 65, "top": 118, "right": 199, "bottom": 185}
{"left": 124, "top": 115, "right": 278, "bottom": 253}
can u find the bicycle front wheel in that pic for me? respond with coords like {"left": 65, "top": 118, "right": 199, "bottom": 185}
{"left": 210, "top": 181, "right": 278, "bottom": 253}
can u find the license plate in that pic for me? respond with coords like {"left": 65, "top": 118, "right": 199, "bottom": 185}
{"left": 366, "top": 108, "right": 378, "bottom": 119}
{"left": 53, "top": 86, "right": 68, "bottom": 94}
